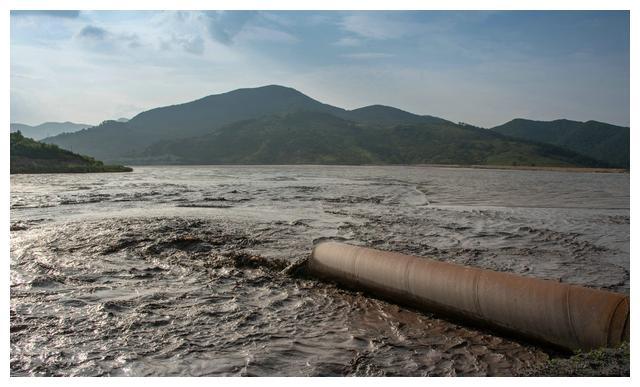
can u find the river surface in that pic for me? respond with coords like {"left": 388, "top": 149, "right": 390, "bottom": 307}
{"left": 10, "top": 165, "right": 630, "bottom": 376}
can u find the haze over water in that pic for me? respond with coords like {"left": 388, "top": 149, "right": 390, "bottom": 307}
{"left": 10, "top": 166, "right": 629, "bottom": 376}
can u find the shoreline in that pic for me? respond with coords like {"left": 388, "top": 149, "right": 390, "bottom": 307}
{"left": 119, "top": 163, "right": 629, "bottom": 174}
{"left": 416, "top": 164, "right": 629, "bottom": 174}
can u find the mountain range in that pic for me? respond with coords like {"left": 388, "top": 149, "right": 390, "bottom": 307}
{"left": 10, "top": 121, "right": 92, "bottom": 140}
{"left": 39, "top": 85, "right": 629, "bottom": 168}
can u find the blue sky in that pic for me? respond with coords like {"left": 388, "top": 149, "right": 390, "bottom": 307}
{"left": 10, "top": 10, "right": 630, "bottom": 127}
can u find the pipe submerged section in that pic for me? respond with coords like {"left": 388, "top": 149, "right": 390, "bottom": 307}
{"left": 308, "top": 242, "right": 629, "bottom": 351}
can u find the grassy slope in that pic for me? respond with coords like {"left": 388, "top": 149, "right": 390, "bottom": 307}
{"left": 10, "top": 131, "right": 132, "bottom": 174}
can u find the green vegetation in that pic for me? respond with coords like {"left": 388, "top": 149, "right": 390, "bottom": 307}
{"left": 42, "top": 85, "right": 461, "bottom": 163}
{"left": 492, "top": 118, "right": 629, "bottom": 168}
{"left": 43, "top": 85, "right": 349, "bottom": 162}
{"left": 10, "top": 131, "right": 132, "bottom": 174}
{"left": 40, "top": 85, "right": 627, "bottom": 168}
{"left": 134, "top": 111, "right": 605, "bottom": 167}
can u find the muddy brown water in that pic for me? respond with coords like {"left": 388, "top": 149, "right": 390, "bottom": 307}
{"left": 10, "top": 165, "right": 629, "bottom": 376}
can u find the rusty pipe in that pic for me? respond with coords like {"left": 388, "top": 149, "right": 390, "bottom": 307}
{"left": 308, "top": 242, "right": 629, "bottom": 351}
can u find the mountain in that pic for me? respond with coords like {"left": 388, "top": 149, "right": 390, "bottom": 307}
{"left": 43, "top": 85, "right": 347, "bottom": 161}
{"left": 10, "top": 131, "right": 132, "bottom": 174}
{"left": 491, "top": 119, "right": 629, "bottom": 168}
{"left": 41, "top": 85, "right": 622, "bottom": 168}
{"left": 130, "top": 110, "right": 605, "bottom": 167}
{"left": 42, "top": 85, "right": 450, "bottom": 162}
{"left": 10, "top": 121, "right": 92, "bottom": 140}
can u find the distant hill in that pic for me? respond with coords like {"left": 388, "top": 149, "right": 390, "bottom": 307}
{"left": 491, "top": 119, "right": 629, "bottom": 168}
{"left": 346, "top": 105, "right": 450, "bottom": 126}
{"left": 10, "top": 131, "right": 132, "bottom": 174}
{"left": 130, "top": 110, "right": 605, "bottom": 167}
{"left": 40, "top": 85, "right": 624, "bottom": 168}
{"left": 10, "top": 121, "right": 92, "bottom": 140}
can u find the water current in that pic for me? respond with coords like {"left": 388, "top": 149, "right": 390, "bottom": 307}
{"left": 10, "top": 165, "right": 630, "bottom": 376}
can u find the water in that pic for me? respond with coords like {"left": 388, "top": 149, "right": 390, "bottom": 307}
{"left": 10, "top": 165, "right": 629, "bottom": 376}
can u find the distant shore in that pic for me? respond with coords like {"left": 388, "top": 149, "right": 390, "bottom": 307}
{"left": 414, "top": 164, "right": 629, "bottom": 174}
{"left": 125, "top": 163, "right": 629, "bottom": 174}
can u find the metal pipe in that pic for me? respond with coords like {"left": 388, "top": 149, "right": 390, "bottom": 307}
{"left": 308, "top": 242, "right": 629, "bottom": 351}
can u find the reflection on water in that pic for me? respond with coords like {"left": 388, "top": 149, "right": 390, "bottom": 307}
{"left": 10, "top": 166, "right": 629, "bottom": 376}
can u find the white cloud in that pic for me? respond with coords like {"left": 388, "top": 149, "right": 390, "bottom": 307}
{"left": 202, "top": 11, "right": 257, "bottom": 45}
{"left": 74, "top": 23, "right": 143, "bottom": 52}
{"left": 77, "top": 25, "right": 107, "bottom": 40}
{"left": 161, "top": 34, "right": 205, "bottom": 55}
{"left": 9, "top": 11, "right": 630, "bottom": 128}
{"left": 201, "top": 11, "right": 299, "bottom": 45}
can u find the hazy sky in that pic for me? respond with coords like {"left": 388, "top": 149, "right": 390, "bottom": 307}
{"left": 10, "top": 10, "right": 630, "bottom": 127}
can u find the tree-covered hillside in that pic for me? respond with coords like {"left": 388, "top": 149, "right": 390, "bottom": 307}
{"left": 40, "top": 85, "right": 628, "bottom": 168}
{"left": 10, "top": 131, "right": 132, "bottom": 174}
{"left": 131, "top": 111, "right": 606, "bottom": 167}
{"left": 492, "top": 119, "right": 629, "bottom": 168}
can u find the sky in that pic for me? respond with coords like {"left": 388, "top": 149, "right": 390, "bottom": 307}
{"left": 10, "top": 10, "right": 630, "bottom": 127}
